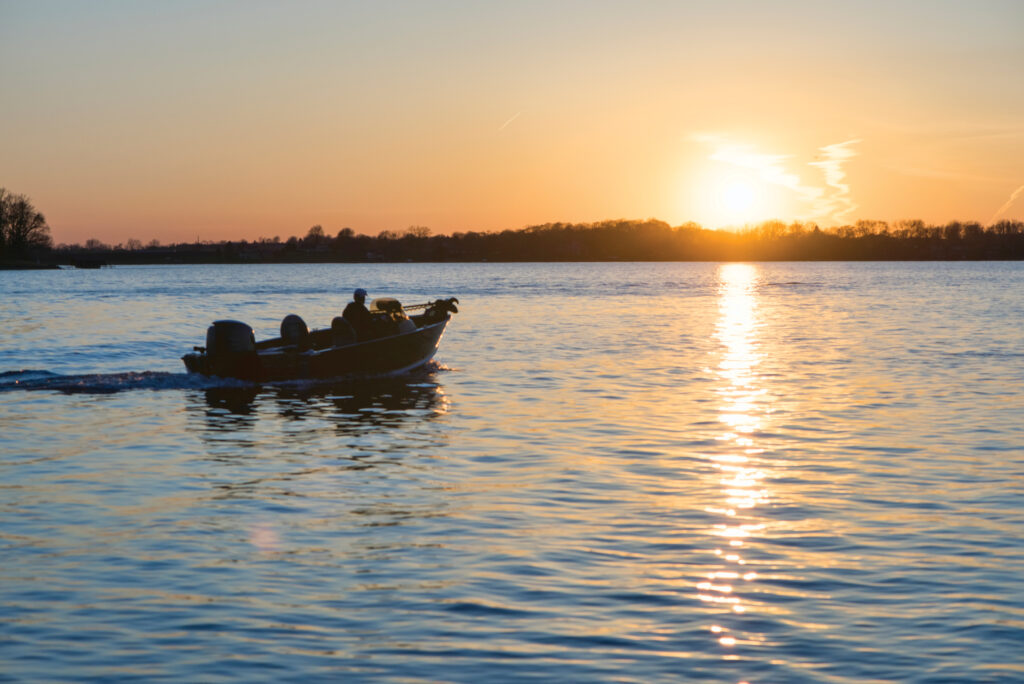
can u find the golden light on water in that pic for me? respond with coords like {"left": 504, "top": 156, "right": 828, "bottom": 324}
{"left": 701, "top": 263, "right": 771, "bottom": 652}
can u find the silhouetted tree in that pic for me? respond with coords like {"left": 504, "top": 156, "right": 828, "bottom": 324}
{"left": 992, "top": 220, "right": 1023, "bottom": 236}
{"left": 404, "top": 225, "right": 431, "bottom": 238}
{"left": 0, "top": 188, "right": 52, "bottom": 258}
{"left": 302, "top": 224, "right": 326, "bottom": 248}
{"left": 893, "top": 219, "right": 925, "bottom": 239}
{"left": 855, "top": 219, "right": 889, "bottom": 237}
{"left": 963, "top": 222, "right": 983, "bottom": 240}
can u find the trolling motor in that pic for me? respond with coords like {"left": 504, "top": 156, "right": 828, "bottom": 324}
{"left": 401, "top": 297, "right": 459, "bottom": 323}
{"left": 417, "top": 297, "right": 459, "bottom": 323}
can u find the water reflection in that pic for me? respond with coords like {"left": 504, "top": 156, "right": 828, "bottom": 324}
{"left": 191, "top": 374, "right": 452, "bottom": 467}
{"left": 702, "top": 263, "right": 771, "bottom": 653}
{"left": 197, "top": 376, "right": 450, "bottom": 433}
{"left": 179, "top": 375, "right": 456, "bottom": 559}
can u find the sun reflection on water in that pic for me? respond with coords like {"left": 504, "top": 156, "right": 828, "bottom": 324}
{"left": 701, "top": 263, "right": 771, "bottom": 654}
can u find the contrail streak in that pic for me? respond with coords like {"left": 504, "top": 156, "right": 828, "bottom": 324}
{"left": 498, "top": 112, "right": 521, "bottom": 133}
{"left": 990, "top": 184, "right": 1024, "bottom": 224}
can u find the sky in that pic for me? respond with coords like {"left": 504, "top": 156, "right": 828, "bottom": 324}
{"left": 2, "top": 0, "right": 1023, "bottom": 245}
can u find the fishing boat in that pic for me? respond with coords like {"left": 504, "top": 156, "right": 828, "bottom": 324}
{"left": 182, "top": 297, "right": 458, "bottom": 382}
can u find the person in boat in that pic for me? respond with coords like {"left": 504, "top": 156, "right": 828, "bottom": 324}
{"left": 343, "top": 288, "right": 375, "bottom": 339}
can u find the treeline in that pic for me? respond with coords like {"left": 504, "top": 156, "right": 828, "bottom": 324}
{"left": 49, "top": 218, "right": 1024, "bottom": 264}
{"left": 4, "top": 183, "right": 1024, "bottom": 266}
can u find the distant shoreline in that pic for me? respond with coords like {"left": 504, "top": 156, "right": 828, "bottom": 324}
{"left": 6, "top": 256, "right": 1024, "bottom": 271}
{"left": 8, "top": 219, "right": 1024, "bottom": 267}
{"left": 0, "top": 261, "right": 60, "bottom": 270}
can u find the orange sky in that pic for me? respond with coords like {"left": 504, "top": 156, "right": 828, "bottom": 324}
{"left": 2, "top": 1, "right": 1023, "bottom": 245}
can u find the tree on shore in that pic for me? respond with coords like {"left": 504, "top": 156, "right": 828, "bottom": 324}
{"left": 303, "top": 224, "right": 326, "bottom": 248}
{"left": 0, "top": 188, "right": 53, "bottom": 259}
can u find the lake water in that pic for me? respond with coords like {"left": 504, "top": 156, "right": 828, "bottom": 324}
{"left": 2, "top": 262, "right": 1023, "bottom": 683}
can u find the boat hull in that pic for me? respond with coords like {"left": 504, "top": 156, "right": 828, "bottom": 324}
{"left": 183, "top": 316, "right": 450, "bottom": 382}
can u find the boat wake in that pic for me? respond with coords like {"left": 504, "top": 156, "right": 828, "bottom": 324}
{"left": 0, "top": 361, "right": 451, "bottom": 395}
{"left": 0, "top": 369, "right": 247, "bottom": 394}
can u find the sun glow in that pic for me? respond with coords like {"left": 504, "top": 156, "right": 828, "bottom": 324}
{"left": 684, "top": 134, "right": 866, "bottom": 230}
{"left": 710, "top": 175, "right": 770, "bottom": 227}
{"left": 722, "top": 181, "right": 756, "bottom": 215}
{"left": 686, "top": 164, "right": 778, "bottom": 229}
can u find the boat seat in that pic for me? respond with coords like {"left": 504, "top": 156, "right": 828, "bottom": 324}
{"left": 331, "top": 316, "right": 357, "bottom": 346}
{"left": 280, "top": 314, "right": 309, "bottom": 348}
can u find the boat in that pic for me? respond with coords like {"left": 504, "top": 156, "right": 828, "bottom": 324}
{"left": 182, "top": 297, "right": 458, "bottom": 382}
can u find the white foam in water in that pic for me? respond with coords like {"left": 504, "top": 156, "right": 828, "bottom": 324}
{"left": 0, "top": 362, "right": 448, "bottom": 394}
{"left": 0, "top": 369, "right": 247, "bottom": 393}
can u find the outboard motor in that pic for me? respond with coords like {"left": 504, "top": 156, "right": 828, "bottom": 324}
{"left": 204, "top": 320, "right": 259, "bottom": 379}
{"left": 206, "top": 320, "right": 255, "bottom": 355}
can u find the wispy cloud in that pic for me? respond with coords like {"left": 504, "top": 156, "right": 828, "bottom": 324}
{"left": 694, "top": 135, "right": 862, "bottom": 225}
{"left": 990, "top": 184, "right": 1024, "bottom": 224}
{"left": 810, "top": 139, "right": 861, "bottom": 223}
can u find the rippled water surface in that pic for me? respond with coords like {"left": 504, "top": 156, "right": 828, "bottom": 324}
{"left": 2, "top": 262, "right": 1023, "bottom": 682}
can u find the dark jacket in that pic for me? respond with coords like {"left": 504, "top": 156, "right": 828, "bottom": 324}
{"left": 343, "top": 300, "right": 373, "bottom": 336}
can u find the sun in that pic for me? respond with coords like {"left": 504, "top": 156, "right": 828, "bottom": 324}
{"left": 704, "top": 174, "right": 769, "bottom": 227}
{"left": 685, "top": 169, "right": 775, "bottom": 228}
{"left": 721, "top": 181, "right": 756, "bottom": 215}
{"left": 677, "top": 138, "right": 801, "bottom": 228}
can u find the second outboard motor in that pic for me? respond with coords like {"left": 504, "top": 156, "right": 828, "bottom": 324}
{"left": 204, "top": 320, "right": 259, "bottom": 379}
